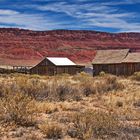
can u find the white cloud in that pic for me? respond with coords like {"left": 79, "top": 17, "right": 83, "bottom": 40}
{"left": 36, "top": 2, "right": 111, "bottom": 16}
{"left": 0, "top": 9, "right": 65, "bottom": 30}
{"left": 0, "top": 9, "right": 19, "bottom": 15}
{"left": 33, "top": 1, "right": 140, "bottom": 32}
{"left": 102, "top": 0, "right": 140, "bottom": 5}
{"left": 0, "top": 0, "right": 140, "bottom": 32}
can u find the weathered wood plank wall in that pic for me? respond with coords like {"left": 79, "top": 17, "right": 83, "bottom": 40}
{"left": 93, "top": 63, "right": 140, "bottom": 76}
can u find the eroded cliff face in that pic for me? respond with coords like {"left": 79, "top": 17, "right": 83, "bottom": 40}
{"left": 0, "top": 28, "right": 140, "bottom": 66}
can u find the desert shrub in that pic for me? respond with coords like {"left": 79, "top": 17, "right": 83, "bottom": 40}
{"left": 39, "top": 123, "right": 63, "bottom": 139}
{"left": 105, "top": 75, "right": 124, "bottom": 90}
{"left": 0, "top": 92, "right": 37, "bottom": 126}
{"left": 13, "top": 76, "right": 82, "bottom": 101}
{"left": 131, "top": 72, "right": 140, "bottom": 81}
{"left": 48, "top": 74, "right": 124, "bottom": 100}
{"left": 47, "top": 79, "right": 81, "bottom": 101}
{"left": 56, "top": 73, "right": 70, "bottom": 77}
{"left": 0, "top": 75, "right": 82, "bottom": 101}
{"left": 1, "top": 74, "right": 125, "bottom": 102}
{"left": 78, "top": 72, "right": 91, "bottom": 77}
{"left": 8, "top": 73, "right": 29, "bottom": 79}
{"left": 133, "top": 100, "right": 140, "bottom": 108}
{"left": 29, "top": 74, "right": 44, "bottom": 79}
{"left": 25, "top": 134, "right": 42, "bottom": 140}
{"left": 70, "top": 110, "right": 119, "bottom": 139}
{"left": 57, "top": 84, "right": 78, "bottom": 101}
{"left": 56, "top": 81, "right": 74, "bottom": 101}
{"left": 97, "top": 75, "right": 124, "bottom": 94}
{"left": 99, "top": 71, "right": 106, "bottom": 76}
{"left": 116, "top": 101, "right": 123, "bottom": 107}
{"left": 0, "top": 75, "right": 49, "bottom": 100}
{"left": 79, "top": 75, "right": 124, "bottom": 96}
{"left": 36, "top": 102, "right": 58, "bottom": 114}
{"left": 72, "top": 72, "right": 93, "bottom": 82}
{"left": 80, "top": 81, "right": 96, "bottom": 96}
{"left": 72, "top": 72, "right": 97, "bottom": 96}
{"left": 81, "top": 75, "right": 124, "bottom": 96}
{"left": 13, "top": 76, "right": 50, "bottom": 100}
{"left": 23, "top": 79, "right": 49, "bottom": 100}
{"left": 0, "top": 74, "right": 124, "bottom": 103}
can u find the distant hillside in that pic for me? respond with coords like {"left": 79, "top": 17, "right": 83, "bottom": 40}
{"left": 0, "top": 28, "right": 140, "bottom": 66}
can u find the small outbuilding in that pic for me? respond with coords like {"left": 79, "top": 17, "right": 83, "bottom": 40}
{"left": 30, "top": 57, "right": 84, "bottom": 75}
{"left": 92, "top": 49, "right": 129, "bottom": 75}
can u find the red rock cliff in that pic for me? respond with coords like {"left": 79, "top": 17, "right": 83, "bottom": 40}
{"left": 0, "top": 28, "right": 140, "bottom": 66}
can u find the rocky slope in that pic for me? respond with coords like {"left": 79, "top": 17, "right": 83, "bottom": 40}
{"left": 0, "top": 28, "right": 140, "bottom": 66}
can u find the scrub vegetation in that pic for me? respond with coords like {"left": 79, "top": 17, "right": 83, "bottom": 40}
{"left": 0, "top": 72, "right": 139, "bottom": 139}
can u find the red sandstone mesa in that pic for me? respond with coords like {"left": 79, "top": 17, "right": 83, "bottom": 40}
{"left": 0, "top": 28, "right": 140, "bottom": 66}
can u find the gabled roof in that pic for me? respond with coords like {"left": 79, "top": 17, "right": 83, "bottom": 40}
{"left": 46, "top": 57, "right": 76, "bottom": 66}
{"left": 92, "top": 49, "right": 129, "bottom": 64}
{"left": 122, "top": 53, "right": 140, "bottom": 63}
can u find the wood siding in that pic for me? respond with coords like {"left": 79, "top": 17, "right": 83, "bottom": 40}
{"left": 30, "top": 59, "right": 84, "bottom": 75}
{"left": 93, "top": 63, "right": 140, "bottom": 76}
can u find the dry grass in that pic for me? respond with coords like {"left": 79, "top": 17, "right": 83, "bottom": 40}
{"left": 36, "top": 102, "right": 58, "bottom": 114}
{"left": 0, "top": 73, "right": 124, "bottom": 101}
{"left": 0, "top": 92, "right": 37, "bottom": 126}
{"left": 39, "top": 122, "right": 63, "bottom": 139}
{"left": 69, "top": 110, "right": 119, "bottom": 139}
{"left": 131, "top": 72, "right": 140, "bottom": 81}
{"left": 0, "top": 73, "right": 139, "bottom": 139}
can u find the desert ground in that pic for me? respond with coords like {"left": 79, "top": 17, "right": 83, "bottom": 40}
{"left": 0, "top": 72, "right": 139, "bottom": 140}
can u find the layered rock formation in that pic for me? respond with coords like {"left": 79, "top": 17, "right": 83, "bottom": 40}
{"left": 0, "top": 28, "right": 140, "bottom": 66}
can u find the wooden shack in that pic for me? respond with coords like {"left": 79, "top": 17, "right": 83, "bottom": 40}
{"left": 122, "top": 53, "right": 140, "bottom": 75}
{"left": 30, "top": 57, "right": 84, "bottom": 75}
{"left": 92, "top": 49, "right": 129, "bottom": 75}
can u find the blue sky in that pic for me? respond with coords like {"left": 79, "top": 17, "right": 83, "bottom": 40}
{"left": 0, "top": 0, "right": 140, "bottom": 32}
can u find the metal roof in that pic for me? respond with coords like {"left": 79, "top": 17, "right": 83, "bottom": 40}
{"left": 122, "top": 53, "right": 140, "bottom": 63}
{"left": 46, "top": 57, "right": 76, "bottom": 66}
{"left": 92, "top": 49, "right": 129, "bottom": 64}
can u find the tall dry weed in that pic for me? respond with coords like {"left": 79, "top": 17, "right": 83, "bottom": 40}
{"left": 70, "top": 110, "right": 119, "bottom": 139}
{"left": 0, "top": 92, "right": 37, "bottom": 126}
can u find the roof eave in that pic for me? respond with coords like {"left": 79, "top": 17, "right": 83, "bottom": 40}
{"left": 92, "top": 62, "right": 122, "bottom": 64}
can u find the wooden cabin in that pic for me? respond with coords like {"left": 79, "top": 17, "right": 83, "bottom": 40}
{"left": 30, "top": 57, "right": 84, "bottom": 75}
{"left": 122, "top": 53, "right": 140, "bottom": 75}
{"left": 92, "top": 49, "right": 129, "bottom": 75}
